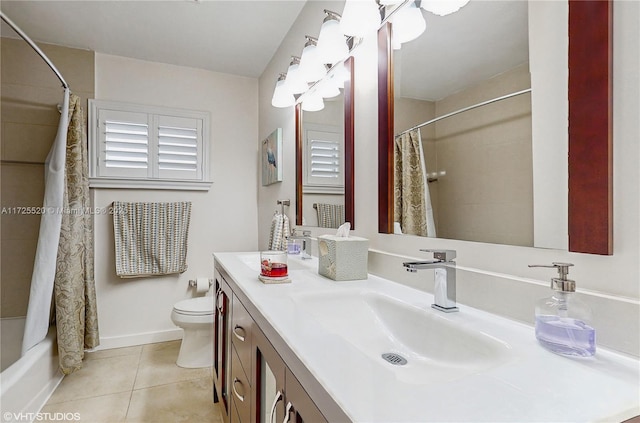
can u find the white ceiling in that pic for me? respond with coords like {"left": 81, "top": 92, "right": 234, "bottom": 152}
{"left": 0, "top": 0, "right": 307, "bottom": 78}
{"left": 397, "top": 0, "right": 529, "bottom": 101}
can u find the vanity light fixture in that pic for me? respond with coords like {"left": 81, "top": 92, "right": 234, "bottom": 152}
{"left": 284, "top": 56, "right": 309, "bottom": 95}
{"left": 340, "top": 0, "right": 381, "bottom": 38}
{"left": 271, "top": 73, "right": 296, "bottom": 108}
{"left": 420, "top": 0, "right": 470, "bottom": 16}
{"left": 391, "top": 0, "right": 426, "bottom": 49}
{"left": 298, "top": 36, "right": 327, "bottom": 83}
{"left": 316, "top": 10, "right": 349, "bottom": 65}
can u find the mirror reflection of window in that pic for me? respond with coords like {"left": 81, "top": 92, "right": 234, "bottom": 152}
{"left": 301, "top": 93, "right": 345, "bottom": 227}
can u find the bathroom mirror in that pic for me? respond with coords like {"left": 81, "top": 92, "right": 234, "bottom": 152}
{"left": 378, "top": 1, "right": 612, "bottom": 254}
{"left": 296, "top": 56, "right": 354, "bottom": 228}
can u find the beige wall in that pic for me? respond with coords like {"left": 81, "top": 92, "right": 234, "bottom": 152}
{"left": 259, "top": 1, "right": 640, "bottom": 356}
{"left": 393, "top": 65, "right": 531, "bottom": 245}
{"left": 93, "top": 54, "right": 259, "bottom": 348}
{"left": 434, "top": 64, "right": 532, "bottom": 245}
{"left": 0, "top": 38, "right": 94, "bottom": 318}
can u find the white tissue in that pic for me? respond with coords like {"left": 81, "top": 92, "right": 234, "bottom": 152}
{"left": 336, "top": 222, "right": 351, "bottom": 237}
{"left": 195, "top": 277, "right": 210, "bottom": 294}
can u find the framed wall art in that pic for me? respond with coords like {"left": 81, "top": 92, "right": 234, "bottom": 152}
{"left": 262, "top": 128, "right": 283, "bottom": 186}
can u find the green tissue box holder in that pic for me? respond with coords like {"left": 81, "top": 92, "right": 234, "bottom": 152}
{"left": 317, "top": 235, "right": 368, "bottom": 281}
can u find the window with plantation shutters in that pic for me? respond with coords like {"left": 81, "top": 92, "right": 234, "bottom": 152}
{"left": 89, "top": 100, "right": 211, "bottom": 190}
{"left": 303, "top": 124, "right": 344, "bottom": 194}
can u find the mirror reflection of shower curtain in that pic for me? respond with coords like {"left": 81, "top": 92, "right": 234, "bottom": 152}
{"left": 394, "top": 129, "right": 436, "bottom": 237}
{"left": 22, "top": 88, "right": 70, "bottom": 355}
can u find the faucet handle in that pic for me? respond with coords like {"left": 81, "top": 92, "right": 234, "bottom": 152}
{"left": 420, "top": 249, "right": 456, "bottom": 261}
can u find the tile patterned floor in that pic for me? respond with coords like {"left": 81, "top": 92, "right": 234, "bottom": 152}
{"left": 40, "top": 341, "right": 222, "bottom": 423}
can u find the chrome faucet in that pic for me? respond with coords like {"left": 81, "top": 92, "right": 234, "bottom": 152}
{"left": 289, "top": 229, "right": 312, "bottom": 259}
{"left": 403, "top": 249, "right": 458, "bottom": 313}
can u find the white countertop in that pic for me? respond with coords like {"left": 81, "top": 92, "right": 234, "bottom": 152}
{"left": 214, "top": 252, "right": 640, "bottom": 423}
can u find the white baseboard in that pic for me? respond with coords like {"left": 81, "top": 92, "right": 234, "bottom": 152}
{"left": 93, "top": 329, "right": 183, "bottom": 351}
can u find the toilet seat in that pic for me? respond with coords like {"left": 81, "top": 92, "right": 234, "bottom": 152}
{"left": 173, "top": 297, "right": 214, "bottom": 316}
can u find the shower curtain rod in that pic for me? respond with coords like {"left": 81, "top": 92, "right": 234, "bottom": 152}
{"left": 396, "top": 88, "right": 532, "bottom": 138}
{"left": 1, "top": 11, "right": 69, "bottom": 89}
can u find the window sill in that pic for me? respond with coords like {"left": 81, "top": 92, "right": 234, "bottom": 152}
{"left": 302, "top": 185, "right": 345, "bottom": 195}
{"left": 89, "top": 177, "right": 212, "bottom": 191}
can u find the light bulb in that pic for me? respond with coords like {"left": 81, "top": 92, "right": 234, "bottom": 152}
{"left": 340, "top": 0, "right": 381, "bottom": 38}
{"left": 298, "top": 37, "right": 327, "bottom": 83}
{"left": 330, "top": 61, "right": 351, "bottom": 89}
{"left": 271, "top": 74, "right": 295, "bottom": 108}
{"left": 284, "top": 57, "right": 308, "bottom": 94}
{"left": 392, "top": 1, "right": 426, "bottom": 49}
{"left": 318, "top": 77, "right": 341, "bottom": 99}
{"left": 301, "top": 90, "right": 325, "bottom": 111}
{"left": 421, "top": 0, "right": 470, "bottom": 16}
{"left": 316, "top": 13, "right": 349, "bottom": 65}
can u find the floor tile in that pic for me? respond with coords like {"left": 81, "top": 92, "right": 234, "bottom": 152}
{"left": 125, "top": 377, "right": 221, "bottom": 423}
{"left": 85, "top": 345, "right": 143, "bottom": 361}
{"left": 39, "top": 392, "right": 131, "bottom": 423}
{"left": 47, "top": 354, "right": 139, "bottom": 404}
{"left": 133, "top": 340, "right": 210, "bottom": 390}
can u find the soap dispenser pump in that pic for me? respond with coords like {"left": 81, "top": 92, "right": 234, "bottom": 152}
{"left": 528, "top": 262, "right": 595, "bottom": 357}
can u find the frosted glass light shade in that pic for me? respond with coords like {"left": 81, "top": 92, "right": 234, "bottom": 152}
{"left": 392, "top": 1, "right": 426, "bottom": 49}
{"left": 340, "top": 0, "right": 381, "bottom": 38}
{"left": 330, "top": 61, "right": 351, "bottom": 89}
{"left": 301, "top": 91, "right": 325, "bottom": 111}
{"left": 299, "top": 42, "right": 327, "bottom": 83}
{"left": 316, "top": 18, "right": 349, "bottom": 65}
{"left": 421, "top": 0, "right": 470, "bottom": 16}
{"left": 271, "top": 78, "right": 295, "bottom": 108}
{"left": 284, "top": 61, "right": 308, "bottom": 94}
{"left": 318, "top": 77, "right": 341, "bottom": 99}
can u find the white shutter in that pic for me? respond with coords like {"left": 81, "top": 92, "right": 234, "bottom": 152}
{"left": 304, "top": 127, "right": 344, "bottom": 193}
{"left": 156, "top": 115, "right": 202, "bottom": 180}
{"left": 98, "top": 109, "right": 150, "bottom": 178}
{"left": 89, "top": 100, "right": 211, "bottom": 190}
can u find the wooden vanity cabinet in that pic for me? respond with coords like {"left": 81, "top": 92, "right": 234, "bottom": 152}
{"left": 214, "top": 263, "right": 337, "bottom": 423}
{"left": 252, "top": 321, "right": 328, "bottom": 423}
{"left": 213, "top": 272, "right": 232, "bottom": 422}
{"left": 230, "top": 295, "right": 253, "bottom": 423}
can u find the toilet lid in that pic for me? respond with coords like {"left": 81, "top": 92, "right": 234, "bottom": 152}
{"left": 174, "top": 297, "right": 214, "bottom": 315}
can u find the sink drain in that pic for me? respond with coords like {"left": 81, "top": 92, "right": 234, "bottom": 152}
{"left": 381, "top": 352, "right": 407, "bottom": 366}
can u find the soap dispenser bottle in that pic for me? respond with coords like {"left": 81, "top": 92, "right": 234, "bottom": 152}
{"left": 528, "top": 262, "right": 595, "bottom": 357}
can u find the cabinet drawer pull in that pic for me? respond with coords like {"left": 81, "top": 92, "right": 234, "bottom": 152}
{"left": 269, "top": 390, "right": 283, "bottom": 423}
{"left": 233, "top": 325, "right": 246, "bottom": 342}
{"left": 282, "top": 401, "right": 294, "bottom": 423}
{"left": 232, "top": 377, "right": 245, "bottom": 402}
{"left": 216, "top": 288, "right": 223, "bottom": 311}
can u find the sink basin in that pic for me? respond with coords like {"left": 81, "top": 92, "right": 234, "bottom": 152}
{"left": 293, "top": 289, "right": 513, "bottom": 384}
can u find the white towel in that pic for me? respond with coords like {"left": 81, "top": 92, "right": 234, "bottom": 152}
{"left": 113, "top": 201, "right": 192, "bottom": 277}
{"left": 268, "top": 212, "right": 290, "bottom": 251}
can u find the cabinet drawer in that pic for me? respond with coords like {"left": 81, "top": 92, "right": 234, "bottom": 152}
{"left": 231, "top": 295, "right": 253, "bottom": 375}
{"left": 231, "top": 346, "right": 251, "bottom": 423}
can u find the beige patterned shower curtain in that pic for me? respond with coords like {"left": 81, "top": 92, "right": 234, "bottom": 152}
{"left": 54, "top": 93, "right": 99, "bottom": 374}
{"left": 394, "top": 129, "right": 431, "bottom": 237}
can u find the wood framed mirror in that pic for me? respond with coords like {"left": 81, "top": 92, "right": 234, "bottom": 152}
{"left": 296, "top": 56, "right": 355, "bottom": 228}
{"left": 378, "top": 1, "right": 612, "bottom": 255}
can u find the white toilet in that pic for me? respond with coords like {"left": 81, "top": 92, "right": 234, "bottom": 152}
{"left": 171, "top": 296, "right": 214, "bottom": 368}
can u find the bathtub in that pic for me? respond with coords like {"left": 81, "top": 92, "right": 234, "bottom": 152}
{"left": 0, "top": 319, "right": 63, "bottom": 418}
